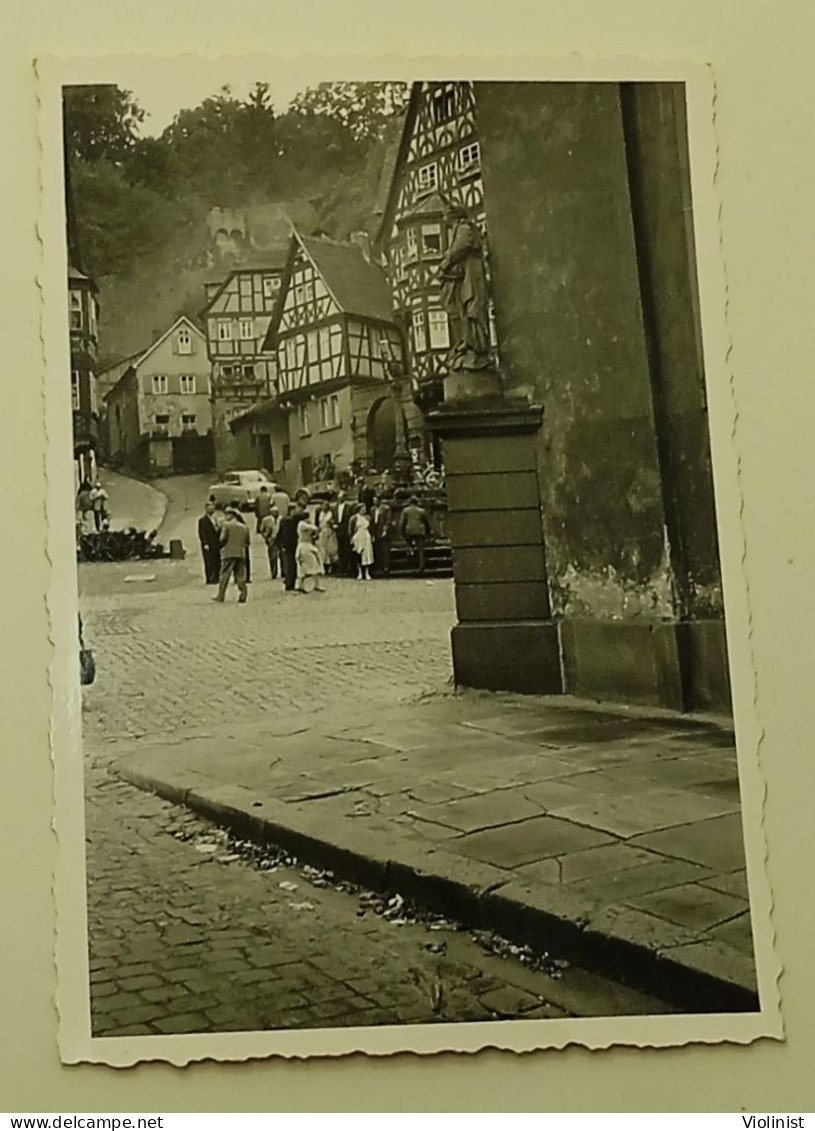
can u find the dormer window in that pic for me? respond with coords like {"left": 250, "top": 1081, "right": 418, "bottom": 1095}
{"left": 417, "top": 162, "right": 438, "bottom": 195}
{"left": 432, "top": 88, "right": 456, "bottom": 125}
{"left": 177, "top": 326, "right": 192, "bottom": 354}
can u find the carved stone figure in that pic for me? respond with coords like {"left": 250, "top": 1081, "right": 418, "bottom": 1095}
{"left": 438, "top": 202, "right": 492, "bottom": 373}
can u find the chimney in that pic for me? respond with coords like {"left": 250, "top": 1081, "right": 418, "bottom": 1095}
{"left": 350, "top": 230, "right": 372, "bottom": 263}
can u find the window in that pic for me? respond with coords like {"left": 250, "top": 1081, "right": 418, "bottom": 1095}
{"left": 69, "top": 291, "right": 82, "bottom": 331}
{"left": 417, "top": 163, "right": 438, "bottom": 194}
{"left": 406, "top": 228, "right": 418, "bottom": 259}
{"left": 285, "top": 338, "right": 297, "bottom": 378}
{"left": 181, "top": 413, "right": 196, "bottom": 429}
{"left": 151, "top": 374, "right": 168, "bottom": 395}
{"left": 243, "top": 364, "right": 256, "bottom": 379}
{"left": 428, "top": 309, "right": 450, "bottom": 350}
{"left": 262, "top": 276, "right": 280, "bottom": 299}
{"left": 179, "top": 374, "right": 196, "bottom": 395}
{"left": 421, "top": 223, "right": 442, "bottom": 256}
{"left": 239, "top": 318, "right": 254, "bottom": 340}
{"left": 304, "top": 280, "right": 315, "bottom": 303}
{"left": 432, "top": 88, "right": 456, "bottom": 125}
{"left": 318, "top": 395, "right": 341, "bottom": 429}
{"left": 177, "top": 326, "right": 192, "bottom": 354}
{"left": 412, "top": 310, "right": 428, "bottom": 353}
{"left": 458, "top": 141, "right": 481, "bottom": 174}
{"left": 299, "top": 404, "right": 310, "bottom": 435}
{"left": 318, "top": 327, "right": 333, "bottom": 381}
{"left": 70, "top": 370, "right": 80, "bottom": 410}
{"left": 154, "top": 414, "right": 170, "bottom": 433}
{"left": 217, "top": 321, "right": 232, "bottom": 341}
{"left": 221, "top": 365, "right": 234, "bottom": 378}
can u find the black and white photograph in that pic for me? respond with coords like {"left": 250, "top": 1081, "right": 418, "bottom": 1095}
{"left": 43, "top": 60, "right": 776, "bottom": 1062}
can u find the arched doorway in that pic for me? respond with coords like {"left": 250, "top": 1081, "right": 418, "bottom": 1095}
{"left": 368, "top": 396, "right": 400, "bottom": 471}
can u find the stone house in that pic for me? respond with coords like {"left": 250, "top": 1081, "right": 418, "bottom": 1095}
{"left": 103, "top": 317, "right": 213, "bottom": 477}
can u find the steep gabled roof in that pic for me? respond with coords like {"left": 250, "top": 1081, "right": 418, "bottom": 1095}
{"left": 100, "top": 316, "right": 206, "bottom": 384}
{"left": 262, "top": 231, "right": 397, "bottom": 351}
{"left": 200, "top": 254, "right": 288, "bottom": 317}
{"left": 300, "top": 235, "right": 395, "bottom": 322}
{"left": 375, "top": 82, "right": 423, "bottom": 252}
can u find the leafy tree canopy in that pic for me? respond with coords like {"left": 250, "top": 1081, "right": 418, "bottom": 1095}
{"left": 63, "top": 84, "right": 144, "bottom": 165}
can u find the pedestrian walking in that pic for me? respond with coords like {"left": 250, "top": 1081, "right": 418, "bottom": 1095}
{"left": 400, "top": 495, "right": 431, "bottom": 575}
{"left": 351, "top": 503, "right": 374, "bottom": 581}
{"left": 295, "top": 521, "right": 326, "bottom": 593}
{"left": 91, "top": 482, "right": 109, "bottom": 531}
{"left": 317, "top": 501, "right": 338, "bottom": 574}
{"left": 197, "top": 500, "right": 221, "bottom": 585}
{"left": 371, "top": 495, "right": 393, "bottom": 577}
{"left": 229, "top": 499, "right": 252, "bottom": 583}
{"left": 213, "top": 508, "right": 250, "bottom": 603}
{"left": 334, "top": 491, "right": 353, "bottom": 576}
{"left": 259, "top": 505, "right": 281, "bottom": 579}
{"left": 77, "top": 480, "right": 94, "bottom": 534}
{"left": 254, "top": 485, "right": 272, "bottom": 533}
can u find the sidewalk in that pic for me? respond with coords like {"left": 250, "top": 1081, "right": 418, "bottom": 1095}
{"left": 114, "top": 689, "right": 757, "bottom": 1012}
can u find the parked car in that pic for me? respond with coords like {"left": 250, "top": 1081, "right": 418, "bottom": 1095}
{"left": 208, "top": 470, "right": 280, "bottom": 511}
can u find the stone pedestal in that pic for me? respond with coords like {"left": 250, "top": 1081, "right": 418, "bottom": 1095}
{"left": 427, "top": 398, "right": 563, "bottom": 695}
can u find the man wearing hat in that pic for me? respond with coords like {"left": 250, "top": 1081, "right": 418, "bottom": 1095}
{"left": 213, "top": 508, "right": 251, "bottom": 603}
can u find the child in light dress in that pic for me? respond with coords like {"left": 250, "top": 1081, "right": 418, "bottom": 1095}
{"left": 295, "top": 521, "right": 326, "bottom": 593}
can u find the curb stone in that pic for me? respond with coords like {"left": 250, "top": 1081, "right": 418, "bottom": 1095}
{"left": 117, "top": 762, "right": 760, "bottom": 1015}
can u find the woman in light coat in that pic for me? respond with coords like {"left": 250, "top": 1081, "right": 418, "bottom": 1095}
{"left": 350, "top": 504, "right": 374, "bottom": 581}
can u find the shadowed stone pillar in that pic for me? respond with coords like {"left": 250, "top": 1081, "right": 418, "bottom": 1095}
{"left": 428, "top": 394, "right": 563, "bottom": 695}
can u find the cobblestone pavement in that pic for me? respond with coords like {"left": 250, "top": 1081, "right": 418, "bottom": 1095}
{"left": 86, "top": 771, "right": 671, "bottom": 1036}
{"left": 82, "top": 475, "right": 674, "bottom": 1035}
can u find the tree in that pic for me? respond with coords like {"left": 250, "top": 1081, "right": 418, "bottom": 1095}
{"left": 63, "top": 84, "right": 144, "bottom": 165}
{"left": 290, "top": 81, "right": 409, "bottom": 142}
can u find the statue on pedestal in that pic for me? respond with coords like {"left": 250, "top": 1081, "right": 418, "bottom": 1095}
{"left": 438, "top": 202, "right": 492, "bottom": 375}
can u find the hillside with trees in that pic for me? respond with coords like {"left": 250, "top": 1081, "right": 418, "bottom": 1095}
{"left": 63, "top": 81, "right": 408, "bottom": 366}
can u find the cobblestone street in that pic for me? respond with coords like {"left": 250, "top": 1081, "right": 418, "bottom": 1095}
{"left": 82, "top": 475, "right": 673, "bottom": 1037}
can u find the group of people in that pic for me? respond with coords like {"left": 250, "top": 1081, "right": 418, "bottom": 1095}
{"left": 198, "top": 484, "right": 433, "bottom": 602}
{"left": 76, "top": 480, "right": 110, "bottom": 534}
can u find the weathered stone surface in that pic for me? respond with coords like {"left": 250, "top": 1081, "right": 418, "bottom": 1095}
{"left": 450, "top": 816, "right": 614, "bottom": 869}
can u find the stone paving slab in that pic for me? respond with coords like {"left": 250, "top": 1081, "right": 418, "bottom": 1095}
{"left": 115, "top": 690, "right": 758, "bottom": 1012}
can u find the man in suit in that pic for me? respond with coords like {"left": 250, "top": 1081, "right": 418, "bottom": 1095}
{"left": 277, "top": 503, "right": 306, "bottom": 592}
{"left": 213, "top": 509, "right": 251, "bottom": 603}
{"left": 254, "top": 485, "right": 272, "bottom": 533}
{"left": 229, "top": 499, "right": 252, "bottom": 583}
{"left": 198, "top": 500, "right": 221, "bottom": 585}
{"left": 334, "top": 490, "right": 353, "bottom": 576}
{"left": 371, "top": 495, "right": 393, "bottom": 577}
{"left": 400, "top": 495, "right": 431, "bottom": 575}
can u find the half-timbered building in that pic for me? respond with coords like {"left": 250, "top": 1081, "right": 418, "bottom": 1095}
{"left": 201, "top": 262, "right": 285, "bottom": 473}
{"left": 377, "top": 81, "right": 497, "bottom": 406}
{"left": 241, "top": 230, "right": 424, "bottom": 491}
